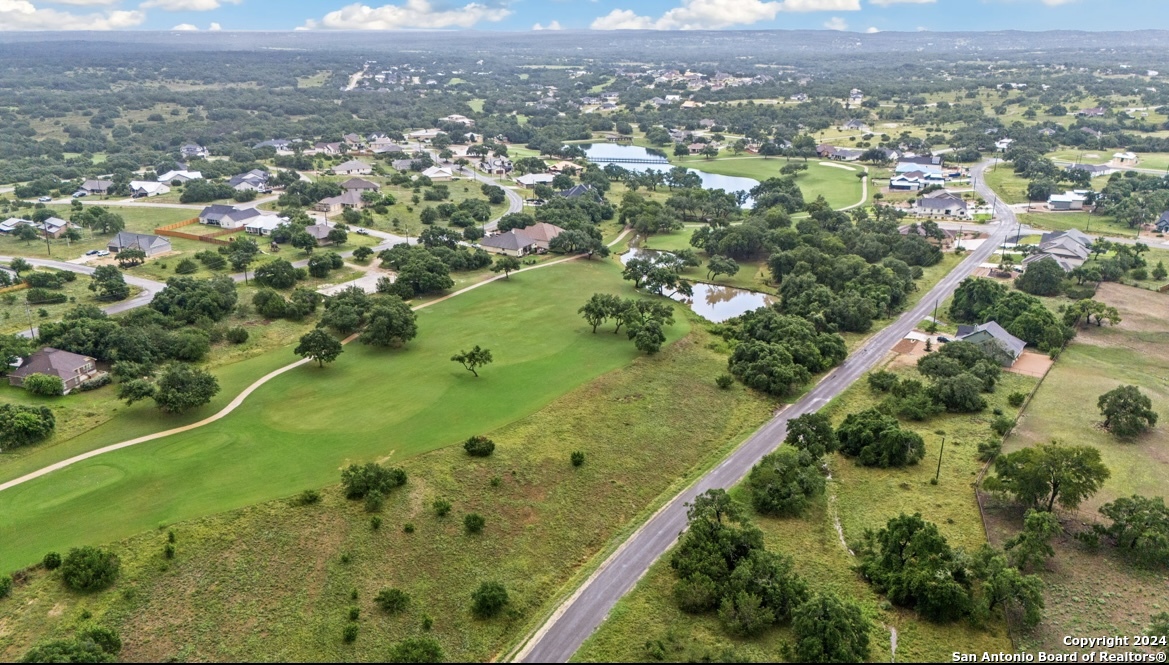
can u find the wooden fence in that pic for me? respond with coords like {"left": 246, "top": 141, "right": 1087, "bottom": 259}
{"left": 0, "top": 283, "right": 30, "bottom": 295}
{"left": 155, "top": 217, "right": 237, "bottom": 246}
{"left": 155, "top": 217, "right": 199, "bottom": 232}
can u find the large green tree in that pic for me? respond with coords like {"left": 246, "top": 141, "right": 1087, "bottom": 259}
{"left": 295, "top": 328, "right": 343, "bottom": 367}
{"left": 360, "top": 296, "right": 417, "bottom": 348}
{"left": 747, "top": 447, "right": 825, "bottom": 517}
{"left": 1097, "top": 385, "right": 1159, "bottom": 438}
{"left": 988, "top": 442, "right": 1111, "bottom": 512}
{"left": 88, "top": 265, "right": 129, "bottom": 301}
{"left": 152, "top": 363, "right": 220, "bottom": 414}
{"left": 790, "top": 591, "right": 872, "bottom": 663}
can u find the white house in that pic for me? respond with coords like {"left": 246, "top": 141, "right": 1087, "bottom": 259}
{"left": 1048, "top": 191, "right": 1087, "bottom": 211}
{"left": 912, "top": 192, "right": 970, "bottom": 219}
{"left": 1112, "top": 151, "right": 1138, "bottom": 166}
{"left": 157, "top": 170, "right": 202, "bottom": 184}
{"left": 243, "top": 216, "right": 287, "bottom": 236}
{"left": 515, "top": 173, "right": 555, "bottom": 188}
{"left": 421, "top": 166, "right": 454, "bottom": 181}
{"left": 199, "top": 204, "right": 264, "bottom": 229}
{"left": 129, "top": 181, "right": 170, "bottom": 198}
{"left": 333, "top": 160, "right": 373, "bottom": 176}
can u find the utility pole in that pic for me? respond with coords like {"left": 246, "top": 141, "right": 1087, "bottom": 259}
{"left": 25, "top": 303, "right": 35, "bottom": 339}
{"left": 934, "top": 435, "right": 946, "bottom": 484}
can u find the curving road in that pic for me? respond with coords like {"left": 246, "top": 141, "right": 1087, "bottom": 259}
{"left": 513, "top": 160, "right": 1015, "bottom": 662}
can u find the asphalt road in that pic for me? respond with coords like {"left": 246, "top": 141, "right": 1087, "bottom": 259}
{"left": 1, "top": 256, "right": 166, "bottom": 339}
{"left": 514, "top": 160, "right": 1015, "bottom": 663}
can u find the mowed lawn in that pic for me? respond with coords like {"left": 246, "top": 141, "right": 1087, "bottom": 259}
{"left": 0, "top": 259, "right": 688, "bottom": 570}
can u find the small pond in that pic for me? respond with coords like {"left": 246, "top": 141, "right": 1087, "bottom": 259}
{"left": 581, "top": 143, "right": 760, "bottom": 206}
{"left": 620, "top": 248, "right": 776, "bottom": 323}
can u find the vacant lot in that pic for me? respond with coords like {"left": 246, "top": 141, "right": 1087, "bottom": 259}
{"left": 0, "top": 206, "right": 196, "bottom": 260}
{"left": 0, "top": 324, "right": 776, "bottom": 663}
{"left": 580, "top": 352, "right": 1034, "bottom": 662}
{"left": 1017, "top": 212, "right": 1131, "bottom": 238}
{"left": 987, "top": 283, "right": 1169, "bottom": 653}
{"left": 0, "top": 259, "right": 692, "bottom": 570}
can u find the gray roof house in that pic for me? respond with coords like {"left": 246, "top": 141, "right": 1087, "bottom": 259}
{"left": 108, "top": 231, "right": 172, "bottom": 256}
{"left": 480, "top": 230, "right": 538, "bottom": 257}
{"left": 332, "top": 160, "right": 373, "bottom": 176}
{"left": 9, "top": 347, "right": 100, "bottom": 393}
{"left": 340, "top": 177, "right": 380, "bottom": 192}
{"left": 1156, "top": 211, "right": 1169, "bottom": 233}
{"left": 956, "top": 321, "right": 1026, "bottom": 367}
{"left": 80, "top": 179, "right": 114, "bottom": 195}
{"left": 314, "top": 189, "right": 366, "bottom": 213}
{"left": 199, "top": 204, "right": 264, "bottom": 229}
{"left": 912, "top": 195, "right": 969, "bottom": 219}
{"left": 227, "top": 169, "right": 270, "bottom": 193}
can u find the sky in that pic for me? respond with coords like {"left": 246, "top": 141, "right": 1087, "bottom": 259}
{"left": 0, "top": 0, "right": 1166, "bottom": 33}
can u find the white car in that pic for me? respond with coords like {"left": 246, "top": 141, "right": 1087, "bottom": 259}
{"left": 37, "top": 196, "right": 52, "bottom": 202}
{"left": 96, "top": 250, "right": 110, "bottom": 257}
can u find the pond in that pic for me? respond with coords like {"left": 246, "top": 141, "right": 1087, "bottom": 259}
{"left": 620, "top": 248, "right": 776, "bottom": 323}
{"left": 581, "top": 143, "right": 760, "bottom": 204}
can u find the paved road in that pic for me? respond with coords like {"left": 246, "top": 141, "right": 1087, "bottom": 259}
{"left": 0, "top": 256, "right": 166, "bottom": 339}
{"left": 451, "top": 163, "right": 524, "bottom": 231}
{"left": 514, "top": 160, "right": 1015, "bottom": 663}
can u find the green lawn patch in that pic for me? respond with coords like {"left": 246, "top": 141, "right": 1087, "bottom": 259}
{"left": 982, "top": 168, "right": 1030, "bottom": 205}
{"left": 663, "top": 157, "right": 863, "bottom": 210}
{"left": 1018, "top": 212, "right": 1134, "bottom": 239}
{"left": 0, "top": 259, "right": 691, "bottom": 571}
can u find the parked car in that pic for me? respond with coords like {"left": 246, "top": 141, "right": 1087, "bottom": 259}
{"left": 85, "top": 249, "right": 100, "bottom": 256}
{"left": 96, "top": 250, "right": 110, "bottom": 257}
{"left": 37, "top": 196, "right": 52, "bottom": 202}
{"left": 356, "top": 228, "right": 369, "bottom": 235}
{"left": 937, "top": 336, "right": 951, "bottom": 344}
{"left": 72, "top": 191, "right": 87, "bottom": 198}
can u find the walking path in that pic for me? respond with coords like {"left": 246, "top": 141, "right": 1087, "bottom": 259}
{"left": 0, "top": 228, "right": 631, "bottom": 495}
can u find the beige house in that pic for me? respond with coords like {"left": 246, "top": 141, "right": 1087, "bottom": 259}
{"left": 479, "top": 223, "right": 564, "bottom": 257}
{"left": 9, "top": 347, "right": 101, "bottom": 393}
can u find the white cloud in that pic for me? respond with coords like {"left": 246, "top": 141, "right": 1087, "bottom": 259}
{"left": 208, "top": 20, "right": 220, "bottom": 29}
{"left": 171, "top": 22, "right": 197, "bottom": 29}
{"left": 532, "top": 19, "right": 562, "bottom": 30}
{"left": 823, "top": 16, "right": 846, "bottom": 30}
{"left": 302, "top": 0, "right": 512, "bottom": 30}
{"left": 39, "top": 0, "right": 120, "bottom": 5}
{"left": 865, "top": 25, "right": 879, "bottom": 32}
{"left": 868, "top": 0, "right": 934, "bottom": 6}
{"left": 141, "top": 0, "right": 239, "bottom": 11}
{"left": 591, "top": 0, "right": 860, "bottom": 31}
{"left": 0, "top": 0, "right": 145, "bottom": 29}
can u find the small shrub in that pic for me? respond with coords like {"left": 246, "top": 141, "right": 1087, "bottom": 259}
{"left": 174, "top": 258, "right": 198, "bottom": 275}
{"left": 463, "top": 435, "right": 495, "bottom": 457}
{"left": 295, "top": 489, "right": 320, "bottom": 506}
{"left": 403, "top": 522, "right": 415, "bottom": 533}
{"left": 364, "top": 489, "right": 385, "bottom": 513}
{"left": 370, "top": 516, "right": 382, "bottom": 530}
{"left": 992, "top": 407, "right": 1004, "bottom": 416}
{"left": 167, "top": 530, "right": 176, "bottom": 544}
{"left": 433, "top": 499, "right": 451, "bottom": 517}
{"left": 42, "top": 552, "right": 62, "bottom": 570}
{"left": 387, "top": 635, "right": 444, "bottom": 663}
{"left": 471, "top": 581, "right": 509, "bottom": 618}
{"left": 340, "top": 552, "right": 351, "bottom": 564}
{"left": 977, "top": 439, "right": 1002, "bottom": 462}
{"left": 489, "top": 476, "right": 501, "bottom": 487}
{"left": 22, "top": 373, "right": 65, "bottom": 397}
{"left": 76, "top": 374, "right": 112, "bottom": 392}
{"left": 376, "top": 588, "right": 411, "bottom": 613}
{"left": 0, "top": 575, "right": 10, "bottom": 599}
{"left": 225, "top": 326, "right": 249, "bottom": 344}
{"left": 1131, "top": 267, "right": 1149, "bottom": 281}
{"left": 421, "top": 615, "right": 433, "bottom": 631}
{"left": 61, "top": 546, "right": 120, "bottom": 592}
{"left": 1007, "top": 392, "right": 1026, "bottom": 408}
{"left": 163, "top": 543, "right": 175, "bottom": 559}
{"left": 715, "top": 374, "right": 734, "bottom": 389}
{"left": 343, "top": 623, "right": 358, "bottom": 643}
{"left": 991, "top": 415, "right": 1015, "bottom": 436}
{"left": 464, "top": 513, "right": 485, "bottom": 534}
{"left": 348, "top": 606, "right": 360, "bottom": 621}
{"left": 868, "top": 370, "right": 899, "bottom": 393}
{"left": 571, "top": 451, "right": 585, "bottom": 467}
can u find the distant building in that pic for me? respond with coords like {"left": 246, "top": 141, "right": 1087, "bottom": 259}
{"left": 157, "top": 170, "right": 202, "bottom": 184}
{"left": 80, "top": 179, "right": 113, "bottom": 195}
{"left": 332, "top": 160, "right": 373, "bottom": 176}
{"left": 129, "top": 181, "right": 170, "bottom": 198}
{"left": 180, "top": 144, "right": 209, "bottom": 159}
{"left": 1047, "top": 190, "right": 1087, "bottom": 211}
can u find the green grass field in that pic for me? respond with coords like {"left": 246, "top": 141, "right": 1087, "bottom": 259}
{"left": 0, "top": 324, "right": 777, "bottom": 662}
{"left": 663, "top": 157, "right": 864, "bottom": 210}
{"left": 0, "top": 259, "right": 692, "bottom": 571}
{"left": 1017, "top": 212, "right": 1133, "bottom": 238}
{"left": 579, "top": 354, "right": 1034, "bottom": 662}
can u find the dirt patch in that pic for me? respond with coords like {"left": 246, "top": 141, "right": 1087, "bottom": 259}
{"left": 1008, "top": 351, "right": 1053, "bottom": 378}
{"left": 46, "top": 603, "right": 64, "bottom": 618}
{"left": 1092, "top": 283, "right": 1169, "bottom": 334}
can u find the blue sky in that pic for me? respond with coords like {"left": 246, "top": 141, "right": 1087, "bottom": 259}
{"left": 2, "top": 0, "right": 1166, "bottom": 32}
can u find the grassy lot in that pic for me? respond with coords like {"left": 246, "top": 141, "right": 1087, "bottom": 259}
{"left": 579, "top": 353, "right": 1034, "bottom": 662}
{"left": 982, "top": 168, "right": 1031, "bottom": 205}
{"left": 1017, "top": 212, "right": 1133, "bottom": 238}
{"left": 0, "top": 259, "right": 695, "bottom": 571}
{"left": 0, "top": 269, "right": 140, "bottom": 335}
{"left": 0, "top": 324, "right": 778, "bottom": 662}
{"left": 296, "top": 71, "right": 331, "bottom": 88}
{"left": 986, "top": 283, "right": 1169, "bottom": 653}
{"left": 0, "top": 206, "right": 197, "bottom": 260}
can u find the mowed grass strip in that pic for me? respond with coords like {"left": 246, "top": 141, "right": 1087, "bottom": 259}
{"left": 0, "top": 326, "right": 775, "bottom": 663}
{"left": 0, "top": 259, "right": 687, "bottom": 571}
{"left": 665, "top": 157, "right": 864, "bottom": 209}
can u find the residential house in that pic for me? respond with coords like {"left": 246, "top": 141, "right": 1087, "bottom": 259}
{"left": 899, "top": 223, "right": 956, "bottom": 241}
{"left": 547, "top": 161, "right": 579, "bottom": 174}
{"left": 898, "top": 154, "right": 944, "bottom": 168}
{"left": 0, "top": 218, "right": 32, "bottom": 234}
{"left": 199, "top": 204, "right": 264, "bottom": 229}
{"left": 515, "top": 173, "right": 555, "bottom": 189}
{"left": 108, "top": 231, "right": 172, "bottom": 256}
{"left": 1081, "top": 128, "right": 1104, "bottom": 139}
{"left": 442, "top": 114, "right": 475, "bottom": 126}
{"left": 1156, "top": 211, "right": 1169, "bottom": 234}
{"left": 38, "top": 217, "right": 72, "bottom": 239}
{"left": 312, "top": 142, "right": 342, "bottom": 156}
{"left": 1112, "top": 151, "right": 1139, "bottom": 166}
{"left": 407, "top": 128, "right": 443, "bottom": 142}
{"left": 479, "top": 223, "right": 565, "bottom": 257}
{"left": 8, "top": 347, "right": 100, "bottom": 393}
{"left": 896, "top": 159, "right": 944, "bottom": 176}
{"left": 80, "top": 179, "right": 113, "bottom": 195}
{"left": 421, "top": 166, "right": 454, "bottom": 181}
{"left": 688, "top": 143, "right": 707, "bottom": 155}
{"left": 698, "top": 119, "right": 717, "bottom": 129}
{"left": 559, "top": 184, "right": 595, "bottom": 199}
{"left": 1047, "top": 190, "right": 1087, "bottom": 211}
{"left": 912, "top": 192, "right": 969, "bottom": 219}
{"left": 340, "top": 177, "right": 380, "bottom": 192}
{"left": 889, "top": 174, "right": 924, "bottom": 191}
{"left": 180, "top": 144, "right": 209, "bottom": 159}
{"left": 227, "top": 169, "right": 270, "bottom": 193}
{"left": 333, "top": 160, "right": 373, "bottom": 176}
{"left": 157, "top": 170, "right": 202, "bottom": 184}
{"left": 1076, "top": 107, "right": 1107, "bottom": 117}
{"left": 253, "top": 139, "right": 293, "bottom": 152}
{"left": 243, "top": 216, "right": 287, "bottom": 237}
{"left": 342, "top": 133, "right": 364, "bottom": 149}
{"left": 314, "top": 190, "right": 366, "bottom": 213}
{"left": 1067, "top": 163, "right": 1116, "bottom": 178}
{"left": 304, "top": 224, "right": 335, "bottom": 246}
{"left": 840, "top": 119, "right": 869, "bottom": 132}
{"left": 955, "top": 322, "right": 1025, "bottom": 367}
{"left": 391, "top": 159, "right": 421, "bottom": 172}
{"left": 129, "top": 181, "right": 170, "bottom": 198}
{"left": 1022, "top": 229, "right": 1093, "bottom": 272}
{"left": 994, "top": 138, "right": 1014, "bottom": 151}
